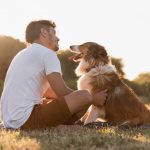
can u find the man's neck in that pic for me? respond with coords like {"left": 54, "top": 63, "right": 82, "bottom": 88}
{"left": 34, "top": 40, "right": 49, "bottom": 49}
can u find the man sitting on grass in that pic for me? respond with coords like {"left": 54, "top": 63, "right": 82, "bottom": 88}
{"left": 0, "top": 20, "right": 107, "bottom": 130}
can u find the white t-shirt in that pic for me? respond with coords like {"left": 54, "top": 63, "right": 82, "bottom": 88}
{"left": 0, "top": 43, "right": 62, "bottom": 129}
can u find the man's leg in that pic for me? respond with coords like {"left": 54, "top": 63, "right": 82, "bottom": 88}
{"left": 21, "top": 90, "right": 92, "bottom": 130}
{"left": 63, "top": 90, "right": 92, "bottom": 124}
{"left": 64, "top": 90, "right": 92, "bottom": 114}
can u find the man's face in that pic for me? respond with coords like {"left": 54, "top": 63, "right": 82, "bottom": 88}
{"left": 44, "top": 27, "right": 60, "bottom": 51}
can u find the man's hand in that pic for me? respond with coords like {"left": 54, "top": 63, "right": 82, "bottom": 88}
{"left": 92, "top": 89, "right": 108, "bottom": 106}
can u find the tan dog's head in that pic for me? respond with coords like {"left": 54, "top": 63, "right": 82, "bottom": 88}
{"left": 70, "top": 42, "right": 110, "bottom": 75}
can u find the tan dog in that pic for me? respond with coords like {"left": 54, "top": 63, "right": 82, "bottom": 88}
{"left": 70, "top": 42, "right": 150, "bottom": 126}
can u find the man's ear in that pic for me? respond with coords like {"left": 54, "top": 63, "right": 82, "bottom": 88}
{"left": 40, "top": 28, "right": 47, "bottom": 38}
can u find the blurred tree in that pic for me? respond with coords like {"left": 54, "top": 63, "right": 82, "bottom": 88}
{"left": 58, "top": 50, "right": 78, "bottom": 89}
{"left": 0, "top": 41, "right": 149, "bottom": 101}
{"left": 133, "top": 72, "right": 150, "bottom": 84}
{"left": 0, "top": 36, "right": 26, "bottom": 80}
{"left": 111, "top": 57, "right": 125, "bottom": 77}
{"left": 132, "top": 73, "right": 150, "bottom": 101}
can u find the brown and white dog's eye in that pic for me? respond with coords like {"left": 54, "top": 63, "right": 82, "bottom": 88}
{"left": 79, "top": 45, "right": 88, "bottom": 55}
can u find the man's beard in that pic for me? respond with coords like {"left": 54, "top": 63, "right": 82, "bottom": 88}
{"left": 53, "top": 45, "right": 59, "bottom": 51}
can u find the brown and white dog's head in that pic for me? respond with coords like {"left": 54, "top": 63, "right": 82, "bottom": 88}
{"left": 69, "top": 42, "right": 110, "bottom": 76}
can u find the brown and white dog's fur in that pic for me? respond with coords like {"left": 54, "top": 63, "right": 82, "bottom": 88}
{"left": 70, "top": 42, "right": 150, "bottom": 126}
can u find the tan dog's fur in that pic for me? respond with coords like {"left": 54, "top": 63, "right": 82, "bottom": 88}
{"left": 70, "top": 42, "right": 150, "bottom": 126}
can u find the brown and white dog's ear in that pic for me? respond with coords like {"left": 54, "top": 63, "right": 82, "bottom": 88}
{"left": 87, "top": 44, "right": 109, "bottom": 64}
{"left": 88, "top": 44, "right": 108, "bottom": 58}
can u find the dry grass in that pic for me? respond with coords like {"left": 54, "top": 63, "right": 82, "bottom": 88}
{"left": 1, "top": 105, "right": 150, "bottom": 150}
{"left": 1, "top": 123, "right": 150, "bottom": 150}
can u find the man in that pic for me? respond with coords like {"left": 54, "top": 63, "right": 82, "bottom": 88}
{"left": 0, "top": 20, "right": 107, "bottom": 130}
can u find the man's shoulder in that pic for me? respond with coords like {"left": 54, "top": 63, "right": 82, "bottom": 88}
{"left": 30, "top": 43, "right": 57, "bottom": 56}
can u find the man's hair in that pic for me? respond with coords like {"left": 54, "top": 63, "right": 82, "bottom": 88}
{"left": 25, "top": 20, "right": 56, "bottom": 43}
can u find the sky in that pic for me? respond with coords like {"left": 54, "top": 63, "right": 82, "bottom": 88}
{"left": 0, "top": 0, "right": 150, "bottom": 80}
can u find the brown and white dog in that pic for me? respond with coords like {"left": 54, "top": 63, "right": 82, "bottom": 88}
{"left": 69, "top": 42, "right": 150, "bottom": 126}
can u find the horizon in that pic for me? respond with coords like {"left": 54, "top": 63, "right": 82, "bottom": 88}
{"left": 0, "top": 0, "right": 150, "bottom": 80}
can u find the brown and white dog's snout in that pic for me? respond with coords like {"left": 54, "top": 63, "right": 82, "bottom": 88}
{"left": 70, "top": 45, "right": 80, "bottom": 53}
{"left": 69, "top": 45, "right": 83, "bottom": 61}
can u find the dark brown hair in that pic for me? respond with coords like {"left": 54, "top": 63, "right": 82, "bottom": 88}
{"left": 25, "top": 20, "right": 56, "bottom": 43}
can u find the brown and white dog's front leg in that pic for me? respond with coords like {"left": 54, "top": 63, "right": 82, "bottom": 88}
{"left": 83, "top": 105, "right": 100, "bottom": 125}
{"left": 80, "top": 107, "right": 90, "bottom": 123}
{"left": 81, "top": 105, "right": 106, "bottom": 125}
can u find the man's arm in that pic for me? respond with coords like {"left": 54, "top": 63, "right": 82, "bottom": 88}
{"left": 43, "top": 86, "right": 58, "bottom": 99}
{"left": 46, "top": 72, "right": 107, "bottom": 108}
{"left": 46, "top": 72, "right": 74, "bottom": 97}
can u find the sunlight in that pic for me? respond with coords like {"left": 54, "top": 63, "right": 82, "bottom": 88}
{"left": 0, "top": 0, "right": 150, "bottom": 80}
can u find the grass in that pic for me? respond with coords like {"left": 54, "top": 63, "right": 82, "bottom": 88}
{"left": 1, "top": 125, "right": 150, "bottom": 150}
{"left": 0, "top": 106, "right": 150, "bottom": 150}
